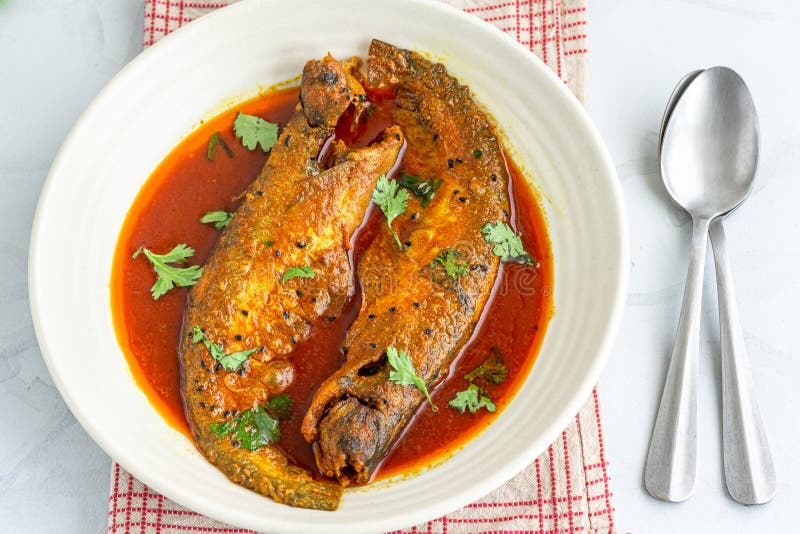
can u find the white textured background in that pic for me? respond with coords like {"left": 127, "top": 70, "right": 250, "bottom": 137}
{"left": 1, "top": 1, "right": 799, "bottom": 532}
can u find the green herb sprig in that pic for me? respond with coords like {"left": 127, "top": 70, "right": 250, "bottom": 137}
{"left": 449, "top": 349, "right": 508, "bottom": 415}
{"left": 192, "top": 325, "right": 258, "bottom": 372}
{"left": 387, "top": 346, "right": 437, "bottom": 411}
{"left": 464, "top": 348, "right": 508, "bottom": 385}
{"left": 431, "top": 249, "right": 469, "bottom": 280}
{"left": 372, "top": 174, "right": 409, "bottom": 249}
{"left": 133, "top": 244, "right": 204, "bottom": 300}
{"left": 481, "top": 221, "right": 533, "bottom": 264}
{"left": 210, "top": 405, "right": 280, "bottom": 450}
{"left": 233, "top": 112, "right": 279, "bottom": 153}
{"left": 207, "top": 132, "right": 233, "bottom": 160}
{"left": 448, "top": 383, "right": 496, "bottom": 414}
{"left": 200, "top": 210, "right": 234, "bottom": 229}
{"left": 266, "top": 394, "right": 292, "bottom": 420}
{"left": 396, "top": 173, "right": 443, "bottom": 208}
{"left": 282, "top": 266, "right": 314, "bottom": 285}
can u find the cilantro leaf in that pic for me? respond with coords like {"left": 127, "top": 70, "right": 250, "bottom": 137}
{"left": 431, "top": 249, "right": 469, "bottom": 280}
{"left": 372, "top": 174, "right": 409, "bottom": 249}
{"left": 209, "top": 419, "right": 236, "bottom": 438}
{"left": 481, "top": 221, "right": 533, "bottom": 264}
{"left": 249, "top": 408, "right": 281, "bottom": 445}
{"left": 464, "top": 348, "right": 508, "bottom": 384}
{"left": 191, "top": 325, "right": 258, "bottom": 372}
{"left": 209, "top": 405, "right": 280, "bottom": 450}
{"left": 282, "top": 266, "right": 314, "bottom": 285}
{"left": 387, "top": 346, "right": 437, "bottom": 411}
{"left": 395, "top": 173, "right": 443, "bottom": 208}
{"left": 207, "top": 132, "right": 219, "bottom": 160}
{"left": 473, "top": 149, "right": 483, "bottom": 158}
{"left": 191, "top": 325, "right": 205, "bottom": 344}
{"left": 200, "top": 210, "right": 234, "bottom": 229}
{"left": 218, "top": 349, "right": 259, "bottom": 371}
{"left": 266, "top": 394, "right": 292, "bottom": 420}
{"left": 233, "top": 112, "right": 279, "bottom": 152}
{"left": 448, "top": 383, "right": 497, "bottom": 414}
{"left": 207, "top": 132, "right": 233, "bottom": 161}
{"left": 132, "top": 244, "right": 204, "bottom": 300}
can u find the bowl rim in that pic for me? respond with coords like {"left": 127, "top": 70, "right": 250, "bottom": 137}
{"left": 28, "top": 0, "right": 629, "bottom": 531}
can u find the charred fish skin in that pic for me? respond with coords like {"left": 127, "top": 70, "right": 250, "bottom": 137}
{"left": 303, "top": 40, "right": 511, "bottom": 484}
{"left": 180, "top": 55, "right": 404, "bottom": 510}
{"left": 302, "top": 55, "right": 368, "bottom": 128}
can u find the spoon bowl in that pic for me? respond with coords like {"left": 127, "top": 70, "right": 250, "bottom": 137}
{"left": 660, "top": 67, "right": 759, "bottom": 220}
{"left": 658, "top": 69, "right": 703, "bottom": 153}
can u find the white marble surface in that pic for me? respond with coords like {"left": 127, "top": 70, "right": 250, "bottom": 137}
{"left": 2, "top": 0, "right": 798, "bottom": 532}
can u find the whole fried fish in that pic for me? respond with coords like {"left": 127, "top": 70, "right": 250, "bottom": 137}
{"left": 302, "top": 40, "right": 511, "bottom": 484}
{"left": 180, "top": 55, "right": 404, "bottom": 510}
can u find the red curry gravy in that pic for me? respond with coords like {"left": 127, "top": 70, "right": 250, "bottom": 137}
{"left": 111, "top": 87, "right": 553, "bottom": 481}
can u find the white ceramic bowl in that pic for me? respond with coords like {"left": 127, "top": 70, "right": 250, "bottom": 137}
{"left": 29, "top": 0, "right": 628, "bottom": 531}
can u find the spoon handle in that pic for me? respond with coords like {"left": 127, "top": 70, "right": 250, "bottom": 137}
{"left": 645, "top": 216, "right": 709, "bottom": 502}
{"left": 709, "top": 218, "right": 776, "bottom": 505}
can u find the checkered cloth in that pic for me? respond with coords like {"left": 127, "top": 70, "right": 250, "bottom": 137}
{"left": 109, "top": 1, "right": 614, "bottom": 533}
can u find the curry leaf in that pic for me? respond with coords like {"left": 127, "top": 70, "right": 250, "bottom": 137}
{"left": 387, "top": 346, "right": 437, "bottom": 411}
{"left": 133, "top": 244, "right": 204, "bottom": 300}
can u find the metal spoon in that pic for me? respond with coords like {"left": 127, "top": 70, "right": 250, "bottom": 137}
{"left": 658, "top": 70, "right": 703, "bottom": 149}
{"left": 645, "top": 67, "right": 761, "bottom": 502}
{"left": 656, "top": 69, "right": 775, "bottom": 505}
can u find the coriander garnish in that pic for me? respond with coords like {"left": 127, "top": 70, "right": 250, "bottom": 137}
{"left": 464, "top": 348, "right": 508, "bottom": 384}
{"left": 481, "top": 221, "right": 533, "bottom": 264}
{"left": 207, "top": 132, "right": 233, "bottom": 161}
{"left": 209, "top": 405, "right": 280, "bottom": 450}
{"left": 266, "top": 394, "right": 292, "bottom": 420}
{"left": 282, "top": 266, "right": 314, "bottom": 284}
{"left": 192, "top": 325, "right": 258, "bottom": 372}
{"left": 387, "top": 346, "right": 437, "bottom": 411}
{"left": 233, "top": 112, "right": 279, "bottom": 153}
{"left": 200, "top": 210, "right": 234, "bottom": 229}
{"left": 133, "top": 244, "right": 204, "bottom": 300}
{"left": 207, "top": 132, "right": 220, "bottom": 160}
{"left": 372, "top": 174, "right": 409, "bottom": 249}
{"left": 473, "top": 149, "right": 483, "bottom": 158}
{"left": 395, "top": 173, "right": 443, "bottom": 208}
{"left": 431, "top": 249, "right": 469, "bottom": 280}
{"left": 448, "top": 383, "right": 496, "bottom": 414}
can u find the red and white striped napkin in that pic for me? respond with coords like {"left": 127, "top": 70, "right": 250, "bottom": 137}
{"left": 109, "top": 1, "right": 614, "bottom": 533}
